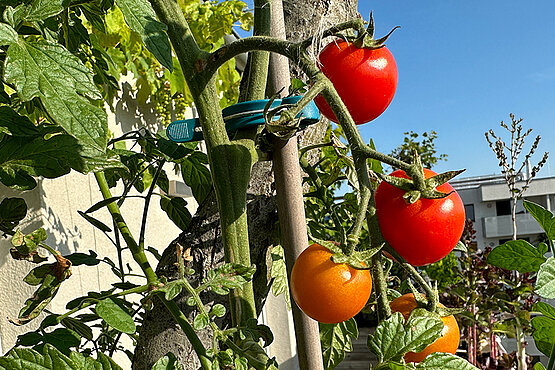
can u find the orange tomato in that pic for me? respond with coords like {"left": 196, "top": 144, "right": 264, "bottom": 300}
{"left": 390, "top": 293, "right": 460, "bottom": 363}
{"left": 290, "top": 243, "right": 372, "bottom": 324}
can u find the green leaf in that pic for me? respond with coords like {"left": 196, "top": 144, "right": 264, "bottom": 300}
{"left": 85, "top": 196, "right": 121, "bottom": 213}
{"left": 0, "top": 344, "right": 123, "bottom": 369}
{"left": 193, "top": 313, "right": 209, "bottom": 330}
{"left": 4, "top": 39, "right": 108, "bottom": 151}
{"left": 0, "top": 197, "right": 27, "bottom": 234}
{"left": 19, "top": 0, "right": 65, "bottom": 22}
{"left": 163, "top": 282, "right": 183, "bottom": 301}
{"left": 61, "top": 317, "right": 94, "bottom": 341}
{"left": 0, "top": 128, "right": 120, "bottom": 191}
{"left": 416, "top": 352, "right": 479, "bottom": 369}
{"left": 13, "top": 270, "right": 66, "bottom": 325}
{"left": 78, "top": 211, "right": 112, "bottom": 233}
{"left": 160, "top": 196, "right": 192, "bottom": 231}
{"left": 536, "top": 257, "right": 555, "bottom": 299}
{"left": 0, "top": 22, "right": 17, "bottom": 45}
{"left": 486, "top": 240, "right": 546, "bottom": 273}
{"left": 210, "top": 304, "right": 226, "bottom": 318}
{"left": 42, "top": 328, "right": 81, "bottom": 356}
{"left": 368, "top": 311, "right": 443, "bottom": 363}
{"left": 270, "top": 245, "right": 290, "bottom": 306}
{"left": 151, "top": 353, "right": 183, "bottom": 370}
{"left": 534, "top": 363, "right": 547, "bottom": 370}
{"left": 96, "top": 297, "right": 136, "bottom": 334}
{"left": 531, "top": 316, "right": 555, "bottom": 357}
{"left": 532, "top": 302, "right": 555, "bottom": 320}
{"left": 203, "top": 263, "right": 256, "bottom": 295}
{"left": 180, "top": 151, "right": 212, "bottom": 205}
{"left": 114, "top": 0, "right": 173, "bottom": 71}
{"left": 524, "top": 200, "right": 555, "bottom": 241}
{"left": 320, "top": 318, "right": 358, "bottom": 369}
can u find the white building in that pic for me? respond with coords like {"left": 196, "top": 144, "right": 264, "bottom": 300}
{"left": 451, "top": 174, "right": 555, "bottom": 249}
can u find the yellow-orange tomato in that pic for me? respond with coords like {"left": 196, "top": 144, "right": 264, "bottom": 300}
{"left": 290, "top": 243, "right": 372, "bottom": 324}
{"left": 390, "top": 293, "right": 460, "bottom": 363}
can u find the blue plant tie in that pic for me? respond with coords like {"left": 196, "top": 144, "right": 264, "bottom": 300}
{"left": 166, "top": 95, "right": 319, "bottom": 143}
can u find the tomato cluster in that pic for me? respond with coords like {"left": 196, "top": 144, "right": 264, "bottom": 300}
{"left": 290, "top": 243, "right": 372, "bottom": 324}
{"left": 390, "top": 294, "right": 460, "bottom": 363}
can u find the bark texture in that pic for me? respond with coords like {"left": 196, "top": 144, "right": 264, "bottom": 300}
{"left": 133, "top": 1, "right": 358, "bottom": 369}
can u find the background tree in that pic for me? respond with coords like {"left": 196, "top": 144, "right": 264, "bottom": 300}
{"left": 389, "top": 130, "right": 447, "bottom": 169}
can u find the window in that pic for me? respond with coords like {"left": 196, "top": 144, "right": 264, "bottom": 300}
{"left": 464, "top": 204, "right": 475, "bottom": 221}
{"left": 496, "top": 200, "right": 511, "bottom": 216}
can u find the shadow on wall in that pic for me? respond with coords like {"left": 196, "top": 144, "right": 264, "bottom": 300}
{"left": 0, "top": 184, "right": 43, "bottom": 269}
{"left": 115, "top": 81, "right": 163, "bottom": 135}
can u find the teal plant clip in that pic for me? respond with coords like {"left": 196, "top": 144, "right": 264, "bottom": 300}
{"left": 166, "top": 95, "right": 319, "bottom": 143}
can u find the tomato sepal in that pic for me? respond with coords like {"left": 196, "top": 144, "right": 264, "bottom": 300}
{"left": 355, "top": 12, "right": 400, "bottom": 50}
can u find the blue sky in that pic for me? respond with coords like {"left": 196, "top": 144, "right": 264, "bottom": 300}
{"left": 354, "top": 2, "right": 555, "bottom": 178}
{"left": 239, "top": 1, "right": 555, "bottom": 178}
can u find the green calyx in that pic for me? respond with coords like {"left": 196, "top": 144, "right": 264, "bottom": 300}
{"left": 377, "top": 153, "right": 465, "bottom": 204}
{"left": 353, "top": 11, "right": 400, "bottom": 49}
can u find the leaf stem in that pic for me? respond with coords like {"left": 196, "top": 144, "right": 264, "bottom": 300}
{"left": 139, "top": 159, "right": 166, "bottom": 250}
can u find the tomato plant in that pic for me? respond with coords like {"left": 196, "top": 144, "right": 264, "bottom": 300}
{"left": 375, "top": 168, "right": 465, "bottom": 266}
{"left": 290, "top": 243, "right": 372, "bottom": 324}
{"left": 314, "top": 40, "right": 398, "bottom": 125}
{"left": 390, "top": 293, "right": 460, "bottom": 363}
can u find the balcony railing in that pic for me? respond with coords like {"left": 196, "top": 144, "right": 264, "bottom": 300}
{"left": 483, "top": 213, "right": 545, "bottom": 238}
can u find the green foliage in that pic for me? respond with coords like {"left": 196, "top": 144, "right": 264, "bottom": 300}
{"left": 320, "top": 318, "right": 358, "bottom": 369}
{"left": 389, "top": 131, "right": 447, "bottom": 169}
{"left": 487, "top": 239, "right": 547, "bottom": 273}
{"left": 421, "top": 251, "right": 461, "bottom": 290}
{"left": 368, "top": 311, "right": 443, "bottom": 364}
{"left": 96, "top": 297, "right": 136, "bottom": 334}
{"left": 0, "top": 344, "right": 123, "bottom": 369}
{"left": 0, "top": 196, "right": 26, "bottom": 234}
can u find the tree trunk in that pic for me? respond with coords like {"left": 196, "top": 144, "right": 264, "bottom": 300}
{"left": 132, "top": 1, "right": 358, "bottom": 369}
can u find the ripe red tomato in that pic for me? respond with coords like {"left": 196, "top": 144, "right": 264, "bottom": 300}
{"left": 390, "top": 293, "right": 460, "bottom": 363}
{"left": 290, "top": 243, "right": 372, "bottom": 324}
{"left": 374, "top": 168, "right": 465, "bottom": 266}
{"left": 314, "top": 40, "right": 398, "bottom": 125}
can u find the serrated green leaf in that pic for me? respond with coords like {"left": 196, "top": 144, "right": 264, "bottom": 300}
{"left": 114, "top": 0, "right": 172, "bottom": 71}
{"left": 0, "top": 344, "right": 123, "bottom": 369}
{"left": 5, "top": 39, "right": 108, "bottom": 151}
{"left": 416, "top": 352, "right": 479, "bottom": 369}
{"left": 531, "top": 316, "right": 555, "bottom": 357}
{"left": 0, "top": 197, "right": 27, "bottom": 233}
{"left": 0, "top": 22, "right": 17, "bottom": 45}
{"left": 160, "top": 196, "right": 192, "bottom": 231}
{"left": 180, "top": 152, "right": 212, "bottom": 205}
{"left": 270, "top": 245, "right": 290, "bottom": 307}
{"left": 536, "top": 257, "right": 555, "bottom": 299}
{"left": 204, "top": 263, "right": 256, "bottom": 295}
{"left": 151, "top": 352, "right": 183, "bottom": 370}
{"left": 96, "top": 298, "right": 136, "bottom": 334}
{"left": 320, "top": 318, "right": 358, "bottom": 369}
{"left": 486, "top": 240, "right": 546, "bottom": 273}
{"left": 524, "top": 200, "right": 555, "bottom": 241}
{"left": 532, "top": 302, "right": 555, "bottom": 320}
{"left": 193, "top": 313, "right": 209, "bottom": 330}
{"left": 368, "top": 311, "right": 443, "bottom": 363}
{"left": 20, "top": 0, "right": 64, "bottom": 22}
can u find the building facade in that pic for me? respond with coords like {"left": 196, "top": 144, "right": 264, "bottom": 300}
{"left": 451, "top": 174, "right": 555, "bottom": 250}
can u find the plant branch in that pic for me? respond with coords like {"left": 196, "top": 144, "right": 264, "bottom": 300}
{"left": 139, "top": 159, "right": 166, "bottom": 250}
